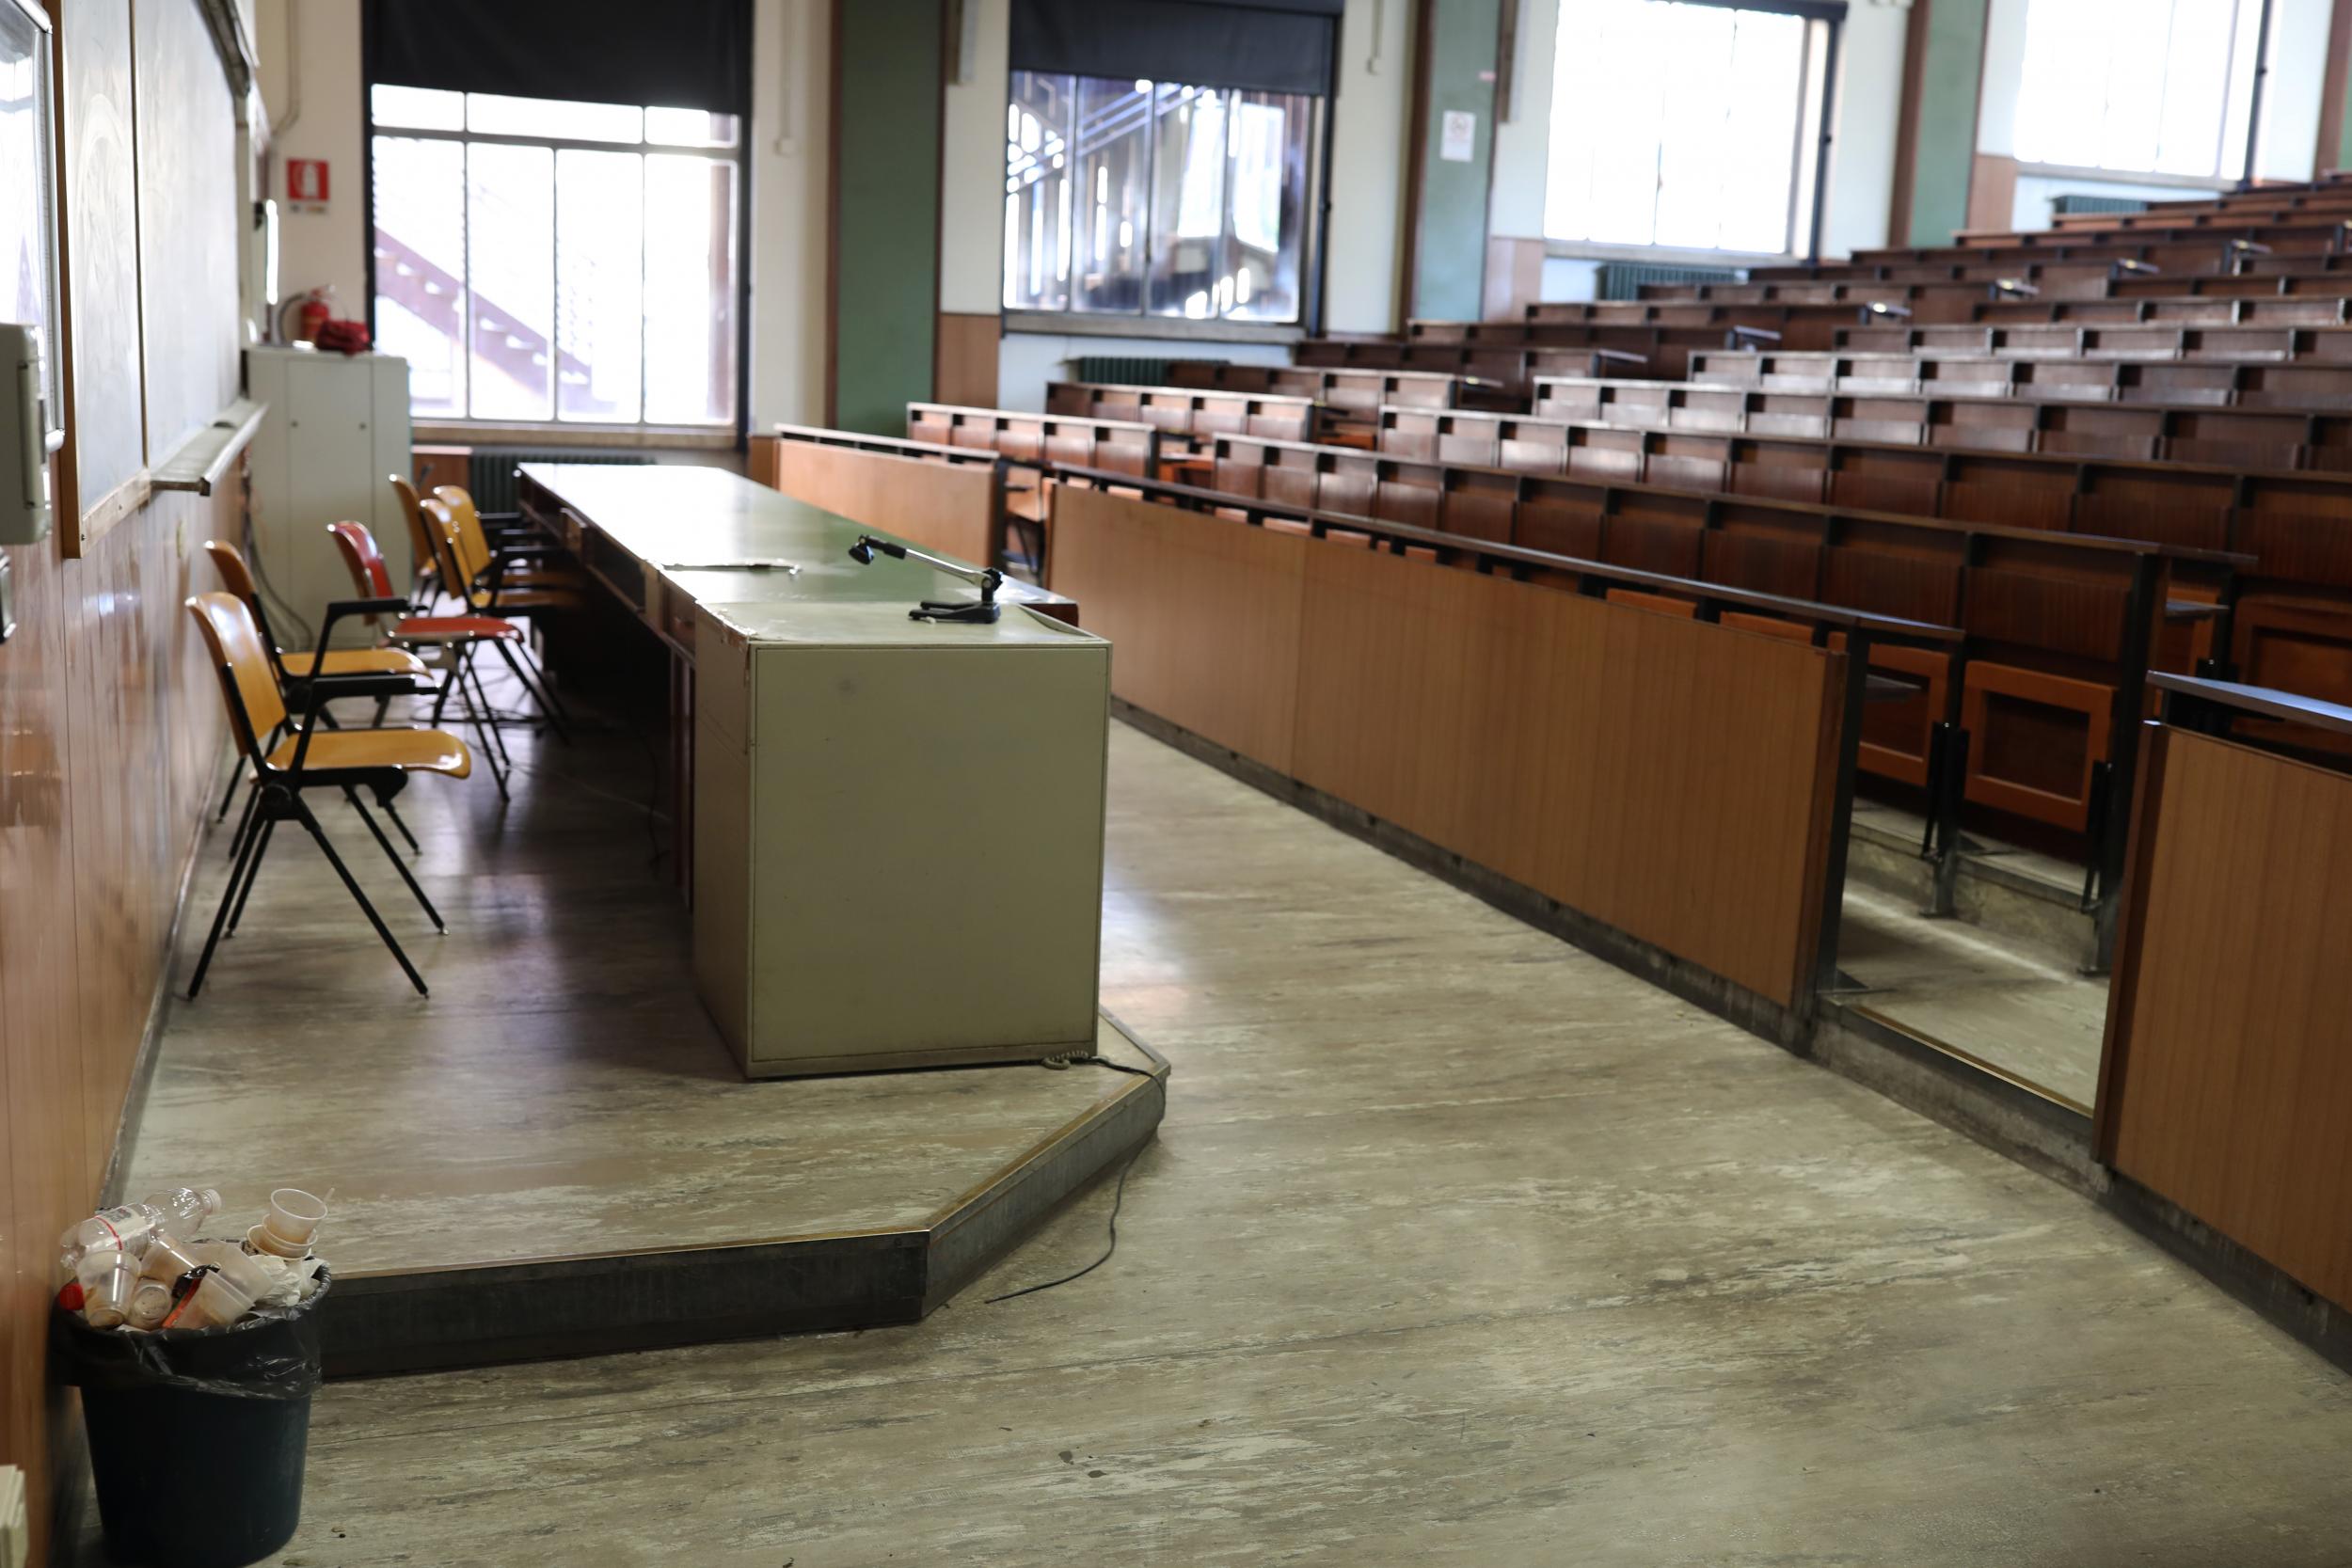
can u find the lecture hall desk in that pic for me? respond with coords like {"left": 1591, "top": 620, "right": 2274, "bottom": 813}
{"left": 516, "top": 463, "right": 1107, "bottom": 1080}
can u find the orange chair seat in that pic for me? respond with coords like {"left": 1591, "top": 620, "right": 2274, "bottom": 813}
{"left": 266, "top": 728, "right": 472, "bottom": 779}
{"left": 389, "top": 614, "right": 526, "bottom": 644}
{"left": 279, "top": 646, "right": 431, "bottom": 679}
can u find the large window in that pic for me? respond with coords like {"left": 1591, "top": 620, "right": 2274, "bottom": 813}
{"left": 1545, "top": 0, "right": 1832, "bottom": 256}
{"left": 1004, "top": 72, "right": 1317, "bottom": 323}
{"left": 370, "top": 87, "right": 740, "bottom": 428}
{"left": 2009, "top": 0, "right": 2263, "bottom": 180}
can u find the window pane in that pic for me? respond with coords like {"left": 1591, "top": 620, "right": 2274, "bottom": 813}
{"left": 556, "top": 150, "right": 643, "bottom": 422}
{"left": 2012, "top": 0, "right": 2245, "bottom": 179}
{"left": 467, "top": 142, "right": 555, "bottom": 420}
{"left": 1548, "top": 0, "right": 1808, "bottom": 253}
{"left": 1223, "top": 91, "right": 1310, "bottom": 321}
{"left": 1149, "top": 86, "right": 1228, "bottom": 317}
{"left": 467, "top": 92, "right": 643, "bottom": 143}
{"left": 371, "top": 85, "right": 464, "bottom": 132}
{"left": 1004, "top": 72, "right": 1076, "bottom": 310}
{"left": 645, "top": 106, "right": 739, "bottom": 148}
{"left": 1070, "top": 77, "right": 1150, "bottom": 312}
{"left": 643, "top": 154, "right": 737, "bottom": 425}
{"left": 372, "top": 135, "right": 468, "bottom": 418}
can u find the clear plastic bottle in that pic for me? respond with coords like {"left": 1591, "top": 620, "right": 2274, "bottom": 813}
{"left": 57, "top": 1188, "right": 223, "bottom": 1270}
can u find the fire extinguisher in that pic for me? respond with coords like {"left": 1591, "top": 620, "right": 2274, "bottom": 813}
{"left": 280, "top": 285, "right": 335, "bottom": 344}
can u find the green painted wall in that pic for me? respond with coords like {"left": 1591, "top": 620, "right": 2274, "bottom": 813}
{"left": 1411, "top": 0, "right": 1502, "bottom": 323}
{"left": 1903, "top": 0, "right": 1989, "bottom": 248}
{"left": 833, "top": 0, "right": 943, "bottom": 435}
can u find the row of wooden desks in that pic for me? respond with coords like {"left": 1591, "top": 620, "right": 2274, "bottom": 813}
{"left": 516, "top": 463, "right": 1108, "bottom": 1080}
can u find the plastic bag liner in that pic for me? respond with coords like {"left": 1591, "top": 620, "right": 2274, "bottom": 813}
{"left": 53, "top": 1271, "right": 328, "bottom": 1400}
{"left": 52, "top": 1273, "right": 329, "bottom": 1568}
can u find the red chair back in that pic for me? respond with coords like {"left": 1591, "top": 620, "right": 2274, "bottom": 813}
{"left": 327, "top": 521, "right": 399, "bottom": 620}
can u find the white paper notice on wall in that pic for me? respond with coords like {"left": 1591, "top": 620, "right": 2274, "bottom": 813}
{"left": 1439, "top": 110, "right": 1477, "bottom": 163}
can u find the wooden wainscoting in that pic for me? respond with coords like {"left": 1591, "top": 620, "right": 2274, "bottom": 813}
{"left": 934, "top": 312, "right": 1002, "bottom": 410}
{"left": 1, "top": 476, "right": 238, "bottom": 1552}
{"left": 1047, "top": 486, "right": 1849, "bottom": 1008}
{"left": 770, "top": 440, "right": 1003, "bottom": 570}
{"left": 2098, "top": 727, "right": 2352, "bottom": 1311}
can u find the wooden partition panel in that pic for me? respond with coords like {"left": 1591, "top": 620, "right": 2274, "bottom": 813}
{"left": 1047, "top": 485, "right": 1308, "bottom": 772}
{"left": 1049, "top": 487, "right": 1848, "bottom": 1009}
{"left": 2101, "top": 728, "right": 2352, "bottom": 1310}
{"left": 770, "top": 439, "right": 1001, "bottom": 569}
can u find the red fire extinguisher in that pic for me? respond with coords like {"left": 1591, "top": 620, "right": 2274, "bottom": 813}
{"left": 281, "top": 285, "right": 335, "bottom": 344}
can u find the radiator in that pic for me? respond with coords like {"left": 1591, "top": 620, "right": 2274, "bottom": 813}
{"left": 468, "top": 451, "right": 645, "bottom": 514}
{"left": 1072, "top": 355, "right": 1177, "bottom": 386}
{"left": 1597, "top": 261, "right": 1743, "bottom": 301}
{"left": 2050, "top": 194, "right": 2151, "bottom": 215}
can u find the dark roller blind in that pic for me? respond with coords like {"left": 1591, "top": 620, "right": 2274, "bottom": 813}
{"left": 1010, "top": 0, "right": 1344, "bottom": 98}
{"left": 365, "top": 0, "right": 753, "bottom": 115}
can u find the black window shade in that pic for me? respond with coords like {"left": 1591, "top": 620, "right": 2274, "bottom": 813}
{"left": 1010, "top": 0, "right": 1343, "bottom": 99}
{"left": 364, "top": 0, "right": 753, "bottom": 116}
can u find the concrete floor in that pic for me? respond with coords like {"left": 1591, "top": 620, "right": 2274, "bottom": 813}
{"left": 88, "top": 723, "right": 2352, "bottom": 1566}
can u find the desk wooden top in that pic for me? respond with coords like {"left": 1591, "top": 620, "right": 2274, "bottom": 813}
{"left": 517, "top": 462, "right": 1075, "bottom": 627}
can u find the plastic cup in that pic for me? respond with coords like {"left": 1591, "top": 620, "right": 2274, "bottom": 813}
{"left": 139, "top": 1231, "right": 201, "bottom": 1285}
{"left": 246, "top": 1224, "right": 307, "bottom": 1259}
{"left": 197, "top": 1243, "right": 273, "bottom": 1303}
{"left": 78, "top": 1250, "right": 136, "bottom": 1329}
{"left": 126, "top": 1279, "right": 175, "bottom": 1331}
{"left": 171, "top": 1271, "right": 257, "bottom": 1331}
{"left": 262, "top": 1188, "right": 326, "bottom": 1248}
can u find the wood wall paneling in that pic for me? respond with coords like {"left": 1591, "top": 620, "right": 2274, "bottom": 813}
{"left": 1, "top": 1, "right": 242, "bottom": 1552}
{"left": 2104, "top": 730, "right": 2352, "bottom": 1312}
{"left": 933, "top": 312, "right": 1001, "bottom": 409}
{"left": 1964, "top": 153, "right": 2019, "bottom": 237}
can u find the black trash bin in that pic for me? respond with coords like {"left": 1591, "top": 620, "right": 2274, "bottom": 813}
{"left": 54, "top": 1272, "right": 329, "bottom": 1568}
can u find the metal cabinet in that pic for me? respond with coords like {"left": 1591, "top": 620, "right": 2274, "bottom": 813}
{"left": 243, "top": 348, "right": 410, "bottom": 646}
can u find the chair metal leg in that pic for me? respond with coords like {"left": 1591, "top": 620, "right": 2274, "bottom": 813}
{"left": 493, "top": 637, "right": 570, "bottom": 744}
{"left": 187, "top": 800, "right": 270, "bottom": 999}
{"left": 343, "top": 784, "right": 445, "bottom": 930}
{"left": 460, "top": 648, "right": 515, "bottom": 795}
{"left": 224, "top": 818, "right": 278, "bottom": 937}
{"left": 515, "top": 633, "right": 575, "bottom": 728}
{"left": 227, "top": 777, "right": 261, "bottom": 859}
{"left": 295, "top": 797, "right": 428, "bottom": 995}
{"left": 443, "top": 645, "right": 509, "bottom": 802}
{"left": 214, "top": 754, "right": 246, "bottom": 823}
{"left": 428, "top": 660, "right": 458, "bottom": 727}
{"left": 380, "top": 796, "right": 421, "bottom": 854}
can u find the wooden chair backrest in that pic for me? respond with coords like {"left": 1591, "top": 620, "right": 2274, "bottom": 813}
{"left": 420, "top": 497, "right": 491, "bottom": 608}
{"left": 327, "top": 522, "right": 400, "bottom": 629}
{"left": 388, "top": 474, "right": 437, "bottom": 581}
{"left": 429, "top": 486, "right": 495, "bottom": 597}
{"left": 186, "top": 590, "right": 288, "bottom": 748}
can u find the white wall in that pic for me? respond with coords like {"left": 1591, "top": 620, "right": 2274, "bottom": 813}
{"left": 994, "top": 334, "right": 1295, "bottom": 413}
{"left": 1487, "top": 0, "right": 1557, "bottom": 242}
{"left": 255, "top": 0, "right": 367, "bottom": 320}
{"left": 1323, "top": 0, "right": 1418, "bottom": 333}
{"left": 938, "top": 0, "right": 1010, "bottom": 316}
{"left": 1819, "top": 0, "right": 1907, "bottom": 261}
{"left": 747, "top": 0, "right": 832, "bottom": 426}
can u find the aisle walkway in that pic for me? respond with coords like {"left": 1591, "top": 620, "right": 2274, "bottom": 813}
{"left": 113, "top": 726, "right": 2352, "bottom": 1566}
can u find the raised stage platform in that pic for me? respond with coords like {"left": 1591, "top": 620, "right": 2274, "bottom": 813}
{"left": 126, "top": 675, "right": 1164, "bottom": 1373}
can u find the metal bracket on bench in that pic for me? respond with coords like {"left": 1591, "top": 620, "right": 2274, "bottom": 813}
{"left": 1917, "top": 721, "right": 1970, "bottom": 918}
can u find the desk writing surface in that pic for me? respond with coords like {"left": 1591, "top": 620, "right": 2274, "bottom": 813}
{"left": 521, "top": 461, "right": 1068, "bottom": 621}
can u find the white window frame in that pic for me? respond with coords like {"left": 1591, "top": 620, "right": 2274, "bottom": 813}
{"left": 365, "top": 92, "right": 747, "bottom": 440}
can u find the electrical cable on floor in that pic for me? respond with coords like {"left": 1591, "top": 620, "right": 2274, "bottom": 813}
{"left": 983, "top": 1055, "right": 1166, "bottom": 1306}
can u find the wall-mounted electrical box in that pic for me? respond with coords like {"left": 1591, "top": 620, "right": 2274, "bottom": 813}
{"left": 0, "top": 324, "right": 55, "bottom": 546}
